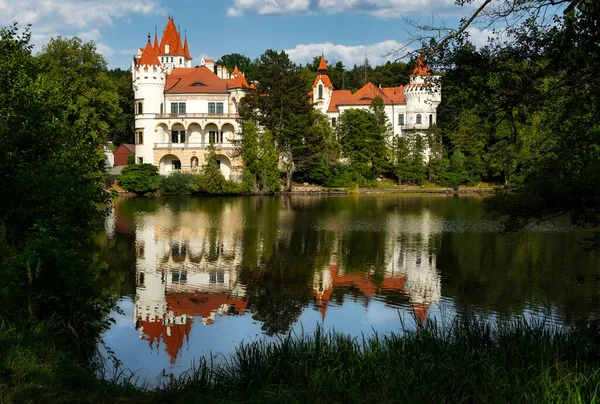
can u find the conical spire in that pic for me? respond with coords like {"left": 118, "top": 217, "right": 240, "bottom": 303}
{"left": 158, "top": 17, "right": 186, "bottom": 57}
{"left": 153, "top": 25, "right": 159, "bottom": 53}
{"left": 318, "top": 55, "right": 328, "bottom": 72}
{"left": 411, "top": 55, "right": 431, "bottom": 76}
{"left": 183, "top": 30, "right": 192, "bottom": 60}
{"left": 138, "top": 35, "right": 161, "bottom": 67}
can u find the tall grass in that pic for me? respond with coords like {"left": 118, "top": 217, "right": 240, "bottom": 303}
{"left": 4, "top": 317, "right": 600, "bottom": 403}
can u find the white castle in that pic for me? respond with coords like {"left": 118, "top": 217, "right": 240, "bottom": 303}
{"left": 132, "top": 17, "right": 441, "bottom": 178}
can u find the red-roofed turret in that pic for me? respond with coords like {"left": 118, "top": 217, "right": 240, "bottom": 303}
{"left": 411, "top": 55, "right": 431, "bottom": 77}
{"left": 318, "top": 55, "right": 328, "bottom": 72}
{"left": 138, "top": 36, "right": 161, "bottom": 67}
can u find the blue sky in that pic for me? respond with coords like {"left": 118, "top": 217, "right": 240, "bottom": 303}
{"left": 0, "top": 0, "right": 492, "bottom": 69}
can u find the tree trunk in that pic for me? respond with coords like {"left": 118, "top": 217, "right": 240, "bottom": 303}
{"left": 286, "top": 165, "right": 294, "bottom": 192}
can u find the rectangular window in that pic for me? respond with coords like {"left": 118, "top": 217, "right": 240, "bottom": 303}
{"left": 398, "top": 114, "right": 405, "bottom": 126}
{"left": 208, "top": 102, "right": 216, "bottom": 114}
{"left": 331, "top": 117, "right": 337, "bottom": 126}
{"left": 137, "top": 157, "right": 143, "bottom": 164}
{"left": 216, "top": 102, "right": 223, "bottom": 114}
{"left": 170, "top": 131, "right": 185, "bottom": 144}
{"left": 178, "top": 102, "right": 186, "bottom": 114}
{"left": 172, "top": 160, "right": 181, "bottom": 170}
{"left": 135, "top": 131, "right": 144, "bottom": 144}
{"left": 171, "top": 103, "right": 178, "bottom": 114}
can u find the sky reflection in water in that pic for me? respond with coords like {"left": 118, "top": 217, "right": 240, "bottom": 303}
{"left": 100, "top": 195, "right": 600, "bottom": 385}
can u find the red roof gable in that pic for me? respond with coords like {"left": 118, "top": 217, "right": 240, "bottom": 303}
{"left": 313, "top": 74, "right": 333, "bottom": 90}
{"left": 165, "top": 67, "right": 229, "bottom": 94}
{"left": 326, "top": 82, "right": 406, "bottom": 112}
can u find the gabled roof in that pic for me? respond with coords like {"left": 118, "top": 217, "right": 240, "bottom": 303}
{"left": 326, "top": 82, "right": 406, "bottom": 112}
{"left": 138, "top": 38, "right": 161, "bottom": 67}
{"left": 224, "top": 66, "right": 249, "bottom": 89}
{"left": 165, "top": 66, "right": 229, "bottom": 94}
{"left": 313, "top": 74, "right": 333, "bottom": 90}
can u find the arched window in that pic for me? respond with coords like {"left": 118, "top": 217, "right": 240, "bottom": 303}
{"left": 429, "top": 114, "right": 433, "bottom": 127}
{"left": 137, "top": 102, "right": 143, "bottom": 115}
{"left": 160, "top": 103, "right": 164, "bottom": 114}
{"left": 416, "top": 114, "right": 422, "bottom": 125}
{"left": 180, "top": 58, "right": 183, "bottom": 65}
{"left": 318, "top": 84, "right": 323, "bottom": 100}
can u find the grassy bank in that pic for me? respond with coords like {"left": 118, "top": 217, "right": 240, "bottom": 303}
{"left": 4, "top": 318, "right": 600, "bottom": 403}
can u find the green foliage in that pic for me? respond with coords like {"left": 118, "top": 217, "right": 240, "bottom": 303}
{"left": 126, "top": 153, "right": 135, "bottom": 165}
{"left": 336, "top": 104, "right": 391, "bottom": 179}
{"left": 240, "top": 121, "right": 281, "bottom": 193}
{"left": 106, "top": 68, "right": 134, "bottom": 145}
{"left": 118, "top": 164, "right": 159, "bottom": 194}
{"left": 0, "top": 24, "right": 109, "bottom": 244}
{"left": 158, "top": 172, "right": 196, "bottom": 195}
{"left": 216, "top": 53, "right": 255, "bottom": 79}
{"left": 192, "top": 145, "right": 240, "bottom": 195}
{"left": 439, "top": 150, "right": 476, "bottom": 188}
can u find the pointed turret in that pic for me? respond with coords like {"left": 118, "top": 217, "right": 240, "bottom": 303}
{"left": 318, "top": 55, "right": 328, "bottom": 72}
{"left": 138, "top": 35, "right": 161, "bottom": 67}
{"left": 411, "top": 55, "right": 431, "bottom": 77}
{"left": 159, "top": 17, "right": 185, "bottom": 57}
{"left": 153, "top": 26, "right": 159, "bottom": 53}
{"left": 183, "top": 31, "right": 192, "bottom": 60}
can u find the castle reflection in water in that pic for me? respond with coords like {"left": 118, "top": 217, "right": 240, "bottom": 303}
{"left": 110, "top": 197, "right": 442, "bottom": 364}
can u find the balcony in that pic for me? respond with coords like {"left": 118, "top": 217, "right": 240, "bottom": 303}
{"left": 155, "top": 113, "right": 239, "bottom": 119}
{"left": 154, "top": 142, "right": 238, "bottom": 150}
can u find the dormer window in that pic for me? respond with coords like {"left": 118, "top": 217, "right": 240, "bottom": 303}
{"left": 360, "top": 97, "right": 372, "bottom": 101}
{"left": 191, "top": 82, "right": 206, "bottom": 87}
{"left": 165, "top": 44, "right": 170, "bottom": 54}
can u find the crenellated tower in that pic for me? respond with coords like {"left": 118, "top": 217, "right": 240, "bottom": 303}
{"left": 132, "top": 35, "right": 165, "bottom": 164}
{"left": 403, "top": 56, "right": 441, "bottom": 129}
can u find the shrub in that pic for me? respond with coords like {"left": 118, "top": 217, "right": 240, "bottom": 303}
{"left": 127, "top": 153, "right": 136, "bottom": 165}
{"left": 325, "top": 164, "right": 367, "bottom": 188}
{"left": 159, "top": 172, "right": 196, "bottom": 195}
{"left": 118, "top": 164, "right": 159, "bottom": 194}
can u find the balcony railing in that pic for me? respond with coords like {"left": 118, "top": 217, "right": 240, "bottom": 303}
{"left": 155, "top": 113, "right": 239, "bottom": 119}
{"left": 154, "top": 143, "right": 238, "bottom": 150}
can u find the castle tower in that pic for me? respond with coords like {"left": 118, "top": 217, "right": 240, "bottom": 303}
{"left": 157, "top": 17, "right": 192, "bottom": 72}
{"left": 312, "top": 56, "right": 334, "bottom": 114}
{"left": 132, "top": 35, "right": 166, "bottom": 164}
{"left": 403, "top": 56, "right": 441, "bottom": 130}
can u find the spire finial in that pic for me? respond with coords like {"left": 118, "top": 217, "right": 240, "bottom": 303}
{"left": 155, "top": 25, "right": 157, "bottom": 37}
{"left": 147, "top": 32, "right": 151, "bottom": 42}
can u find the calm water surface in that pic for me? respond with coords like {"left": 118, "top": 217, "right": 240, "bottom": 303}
{"left": 100, "top": 195, "right": 600, "bottom": 384}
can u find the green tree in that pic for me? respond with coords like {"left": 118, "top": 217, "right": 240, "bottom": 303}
{"left": 0, "top": 26, "right": 110, "bottom": 243}
{"left": 216, "top": 53, "right": 255, "bottom": 78}
{"left": 369, "top": 96, "right": 392, "bottom": 175}
{"left": 119, "top": 164, "right": 159, "bottom": 194}
{"left": 107, "top": 68, "right": 134, "bottom": 145}
{"left": 239, "top": 50, "right": 313, "bottom": 190}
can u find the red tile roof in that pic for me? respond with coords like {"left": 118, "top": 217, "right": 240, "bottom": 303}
{"left": 138, "top": 38, "right": 161, "bottom": 67}
{"left": 326, "top": 82, "right": 406, "bottom": 112}
{"left": 159, "top": 17, "right": 186, "bottom": 57}
{"left": 165, "top": 67, "right": 229, "bottom": 94}
{"left": 411, "top": 55, "right": 431, "bottom": 76}
{"left": 318, "top": 55, "right": 328, "bottom": 71}
{"left": 183, "top": 36, "right": 192, "bottom": 60}
{"left": 153, "top": 33, "right": 159, "bottom": 53}
{"left": 313, "top": 74, "right": 333, "bottom": 90}
{"left": 224, "top": 67, "right": 249, "bottom": 89}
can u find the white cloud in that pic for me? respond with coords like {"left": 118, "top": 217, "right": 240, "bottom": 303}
{"left": 227, "top": 0, "right": 457, "bottom": 17}
{"left": 286, "top": 40, "right": 407, "bottom": 67}
{"left": 465, "top": 27, "right": 509, "bottom": 48}
{"left": 0, "top": 0, "right": 162, "bottom": 31}
{"left": 77, "top": 28, "right": 102, "bottom": 42}
{"left": 96, "top": 42, "right": 115, "bottom": 58}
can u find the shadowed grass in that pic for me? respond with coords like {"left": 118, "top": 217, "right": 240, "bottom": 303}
{"left": 3, "top": 317, "right": 600, "bottom": 403}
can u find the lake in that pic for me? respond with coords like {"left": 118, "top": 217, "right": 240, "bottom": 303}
{"left": 100, "top": 194, "right": 600, "bottom": 384}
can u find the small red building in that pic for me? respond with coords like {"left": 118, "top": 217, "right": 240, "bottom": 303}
{"left": 113, "top": 144, "right": 135, "bottom": 166}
